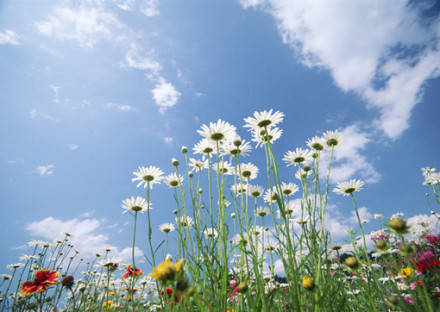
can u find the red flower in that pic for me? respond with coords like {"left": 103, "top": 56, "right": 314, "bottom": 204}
{"left": 123, "top": 265, "right": 144, "bottom": 279}
{"left": 20, "top": 269, "right": 60, "bottom": 296}
{"left": 62, "top": 276, "right": 75, "bottom": 289}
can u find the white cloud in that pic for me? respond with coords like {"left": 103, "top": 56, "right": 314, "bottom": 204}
{"left": 36, "top": 6, "right": 122, "bottom": 48}
{"left": 164, "top": 136, "right": 174, "bottom": 145}
{"left": 349, "top": 206, "right": 372, "bottom": 224}
{"left": 321, "top": 124, "right": 381, "bottom": 183}
{"left": 0, "top": 29, "right": 19, "bottom": 45}
{"left": 36, "top": 165, "right": 55, "bottom": 176}
{"left": 26, "top": 216, "right": 143, "bottom": 263}
{"left": 141, "top": 0, "right": 160, "bottom": 17}
{"left": 49, "top": 85, "right": 60, "bottom": 103}
{"left": 68, "top": 144, "right": 79, "bottom": 150}
{"left": 103, "top": 102, "right": 137, "bottom": 112}
{"left": 241, "top": 1, "right": 440, "bottom": 139}
{"left": 113, "top": 0, "right": 135, "bottom": 11}
{"left": 121, "top": 44, "right": 162, "bottom": 74}
{"left": 29, "top": 108, "right": 58, "bottom": 121}
{"left": 151, "top": 77, "right": 181, "bottom": 113}
{"left": 8, "top": 157, "right": 24, "bottom": 164}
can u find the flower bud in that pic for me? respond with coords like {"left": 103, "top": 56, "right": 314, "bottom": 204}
{"left": 230, "top": 213, "right": 236, "bottom": 219}
{"left": 181, "top": 146, "right": 188, "bottom": 154}
{"left": 344, "top": 257, "right": 359, "bottom": 269}
{"left": 302, "top": 276, "right": 315, "bottom": 291}
{"left": 389, "top": 218, "right": 406, "bottom": 231}
{"left": 236, "top": 281, "right": 248, "bottom": 293}
{"left": 171, "top": 158, "right": 179, "bottom": 166}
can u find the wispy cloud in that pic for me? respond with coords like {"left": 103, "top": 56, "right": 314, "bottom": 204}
{"left": 152, "top": 78, "right": 181, "bottom": 113}
{"left": 26, "top": 216, "right": 143, "bottom": 263}
{"left": 8, "top": 157, "right": 24, "bottom": 164}
{"left": 121, "top": 44, "right": 162, "bottom": 74}
{"left": 163, "top": 136, "right": 174, "bottom": 145}
{"left": 36, "top": 6, "right": 122, "bottom": 49}
{"left": 68, "top": 144, "right": 79, "bottom": 150}
{"left": 0, "top": 29, "right": 19, "bottom": 45}
{"left": 141, "top": 0, "right": 160, "bottom": 17}
{"left": 103, "top": 102, "right": 137, "bottom": 112}
{"left": 35, "top": 165, "right": 55, "bottom": 176}
{"left": 29, "top": 108, "right": 58, "bottom": 121}
{"left": 240, "top": 0, "right": 440, "bottom": 139}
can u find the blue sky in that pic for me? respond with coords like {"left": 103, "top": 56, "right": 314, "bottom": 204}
{"left": 1, "top": 0, "right": 440, "bottom": 272}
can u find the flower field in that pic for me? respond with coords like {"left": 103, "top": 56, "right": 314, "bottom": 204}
{"left": 1, "top": 110, "right": 440, "bottom": 311}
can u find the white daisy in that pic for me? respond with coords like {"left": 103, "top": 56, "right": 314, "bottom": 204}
{"left": 306, "top": 136, "right": 326, "bottom": 151}
{"left": 193, "top": 139, "right": 217, "bottom": 158}
{"left": 251, "top": 127, "right": 283, "bottom": 148}
{"left": 197, "top": 119, "right": 236, "bottom": 142}
{"left": 132, "top": 166, "right": 164, "bottom": 188}
{"left": 164, "top": 173, "right": 184, "bottom": 188}
{"left": 175, "top": 216, "right": 194, "bottom": 228}
{"left": 255, "top": 206, "right": 270, "bottom": 218}
{"left": 265, "top": 241, "right": 278, "bottom": 252}
{"left": 212, "top": 161, "right": 234, "bottom": 175}
{"left": 231, "top": 183, "right": 247, "bottom": 196}
{"left": 121, "top": 196, "right": 151, "bottom": 213}
{"left": 6, "top": 263, "right": 24, "bottom": 270}
{"left": 221, "top": 140, "right": 252, "bottom": 157}
{"left": 283, "top": 148, "right": 314, "bottom": 166}
{"left": 333, "top": 179, "right": 364, "bottom": 196}
{"left": 203, "top": 228, "right": 218, "bottom": 239}
{"left": 1, "top": 274, "right": 12, "bottom": 280}
{"left": 295, "top": 169, "right": 311, "bottom": 181}
{"left": 323, "top": 130, "right": 343, "bottom": 147}
{"left": 159, "top": 223, "right": 176, "bottom": 233}
{"left": 237, "top": 162, "right": 259, "bottom": 180}
{"left": 263, "top": 187, "right": 280, "bottom": 203}
{"left": 247, "top": 185, "right": 264, "bottom": 198}
{"left": 189, "top": 158, "right": 209, "bottom": 171}
{"left": 280, "top": 182, "right": 299, "bottom": 196}
{"left": 243, "top": 109, "right": 285, "bottom": 130}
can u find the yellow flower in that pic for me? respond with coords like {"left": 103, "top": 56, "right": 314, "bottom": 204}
{"left": 108, "top": 291, "right": 119, "bottom": 296}
{"left": 102, "top": 300, "right": 114, "bottom": 310}
{"left": 303, "top": 276, "right": 315, "bottom": 291}
{"left": 399, "top": 267, "right": 414, "bottom": 278}
{"left": 148, "top": 258, "right": 184, "bottom": 282}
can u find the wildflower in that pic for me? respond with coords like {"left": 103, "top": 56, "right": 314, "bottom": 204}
{"left": 302, "top": 276, "right": 315, "bottom": 291}
{"left": 399, "top": 267, "right": 414, "bottom": 278}
{"left": 231, "top": 183, "right": 247, "bottom": 196}
{"left": 333, "top": 179, "right": 364, "bottom": 196}
{"left": 280, "top": 182, "right": 299, "bottom": 196}
{"left": 122, "top": 196, "right": 150, "bottom": 213}
{"left": 374, "top": 213, "right": 384, "bottom": 220}
{"left": 20, "top": 269, "right": 60, "bottom": 296}
{"left": 123, "top": 265, "right": 144, "bottom": 279}
{"left": 251, "top": 127, "right": 283, "bottom": 148}
{"left": 6, "top": 263, "right": 24, "bottom": 270}
{"left": 164, "top": 173, "right": 184, "bottom": 188}
{"left": 263, "top": 187, "right": 280, "bottom": 203}
{"left": 212, "top": 161, "right": 234, "bottom": 175}
{"left": 189, "top": 158, "right": 209, "bottom": 171}
{"left": 236, "top": 162, "right": 259, "bottom": 180}
{"left": 222, "top": 139, "right": 252, "bottom": 157}
{"left": 231, "top": 213, "right": 236, "bottom": 219}
{"left": 61, "top": 276, "right": 74, "bottom": 290}
{"left": 235, "top": 281, "right": 248, "bottom": 294}
{"left": 98, "top": 258, "right": 120, "bottom": 272}
{"left": 247, "top": 184, "right": 264, "bottom": 198}
{"left": 132, "top": 166, "right": 164, "bottom": 188}
{"left": 283, "top": 148, "right": 313, "bottom": 166}
{"left": 203, "top": 228, "right": 218, "bottom": 239}
{"left": 148, "top": 258, "right": 184, "bottom": 282}
{"left": 344, "top": 257, "right": 359, "bottom": 269}
{"left": 171, "top": 157, "right": 179, "bottom": 166}
{"left": 176, "top": 216, "right": 194, "bottom": 228}
{"left": 306, "top": 136, "right": 325, "bottom": 151}
{"left": 197, "top": 119, "right": 236, "bottom": 142}
{"left": 375, "top": 240, "right": 387, "bottom": 250}
{"left": 265, "top": 242, "right": 278, "bottom": 252}
{"left": 193, "top": 139, "right": 217, "bottom": 158}
{"left": 1, "top": 274, "right": 12, "bottom": 280}
{"left": 243, "top": 109, "right": 284, "bottom": 130}
{"left": 159, "top": 223, "right": 176, "bottom": 233}
{"left": 181, "top": 146, "right": 188, "bottom": 154}
{"left": 323, "top": 130, "right": 343, "bottom": 147}
{"left": 255, "top": 207, "right": 270, "bottom": 218}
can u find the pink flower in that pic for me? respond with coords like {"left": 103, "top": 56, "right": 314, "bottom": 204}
{"left": 404, "top": 296, "right": 414, "bottom": 305}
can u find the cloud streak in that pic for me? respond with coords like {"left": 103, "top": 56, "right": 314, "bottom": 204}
{"left": 36, "top": 165, "right": 55, "bottom": 176}
{"left": 240, "top": 0, "right": 440, "bottom": 139}
{"left": 0, "top": 29, "right": 19, "bottom": 45}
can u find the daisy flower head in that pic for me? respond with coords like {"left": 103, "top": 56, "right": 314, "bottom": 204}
{"left": 255, "top": 206, "right": 270, "bottom": 218}
{"left": 7, "top": 263, "right": 24, "bottom": 270}
{"left": 122, "top": 196, "right": 150, "bottom": 213}
{"left": 280, "top": 182, "right": 299, "bottom": 196}
{"left": 193, "top": 138, "right": 217, "bottom": 158}
{"left": 98, "top": 258, "right": 120, "bottom": 271}
{"left": 189, "top": 158, "right": 209, "bottom": 171}
{"left": 252, "top": 127, "right": 283, "bottom": 148}
{"left": 231, "top": 183, "right": 247, "bottom": 196}
{"left": 221, "top": 140, "right": 252, "bottom": 157}
{"left": 132, "top": 166, "right": 164, "bottom": 188}
{"left": 265, "top": 241, "right": 279, "bottom": 253}
{"left": 333, "top": 179, "right": 365, "bottom": 196}
{"left": 263, "top": 187, "right": 280, "bottom": 203}
{"left": 243, "top": 109, "right": 285, "bottom": 131}
{"left": 164, "top": 173, "right": 184, "bottom": 188}
{"left": 283, "top": 148, "right": 313, "bottom": 167}
{"left": 159, "top": 223, "right": 176, "bottom": 233}
{"left": 212, "top": 161, "right": 234, "bottom": 175}
{"left": 306, "top": 136, "right": 326, "bottom": 151}
{"left": 175, "top": 216, "right": 194, "bottom": 228}
{"left": 197, "top": 119, "right": 236, "bottom": 142}
{"left": 237, "top": 162, "right": 259, "bottom": 180}
{"left": 323, "top": 130, "right": 343, "bottom": 147}
{"left": 295, "top": 169, "right": 311, "bottom": 181}
{"left": 203, "top": 228, "right": 218, "bottom": 239}
{"left": 247, "top": 184, "right": 264, "bottom": 198}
